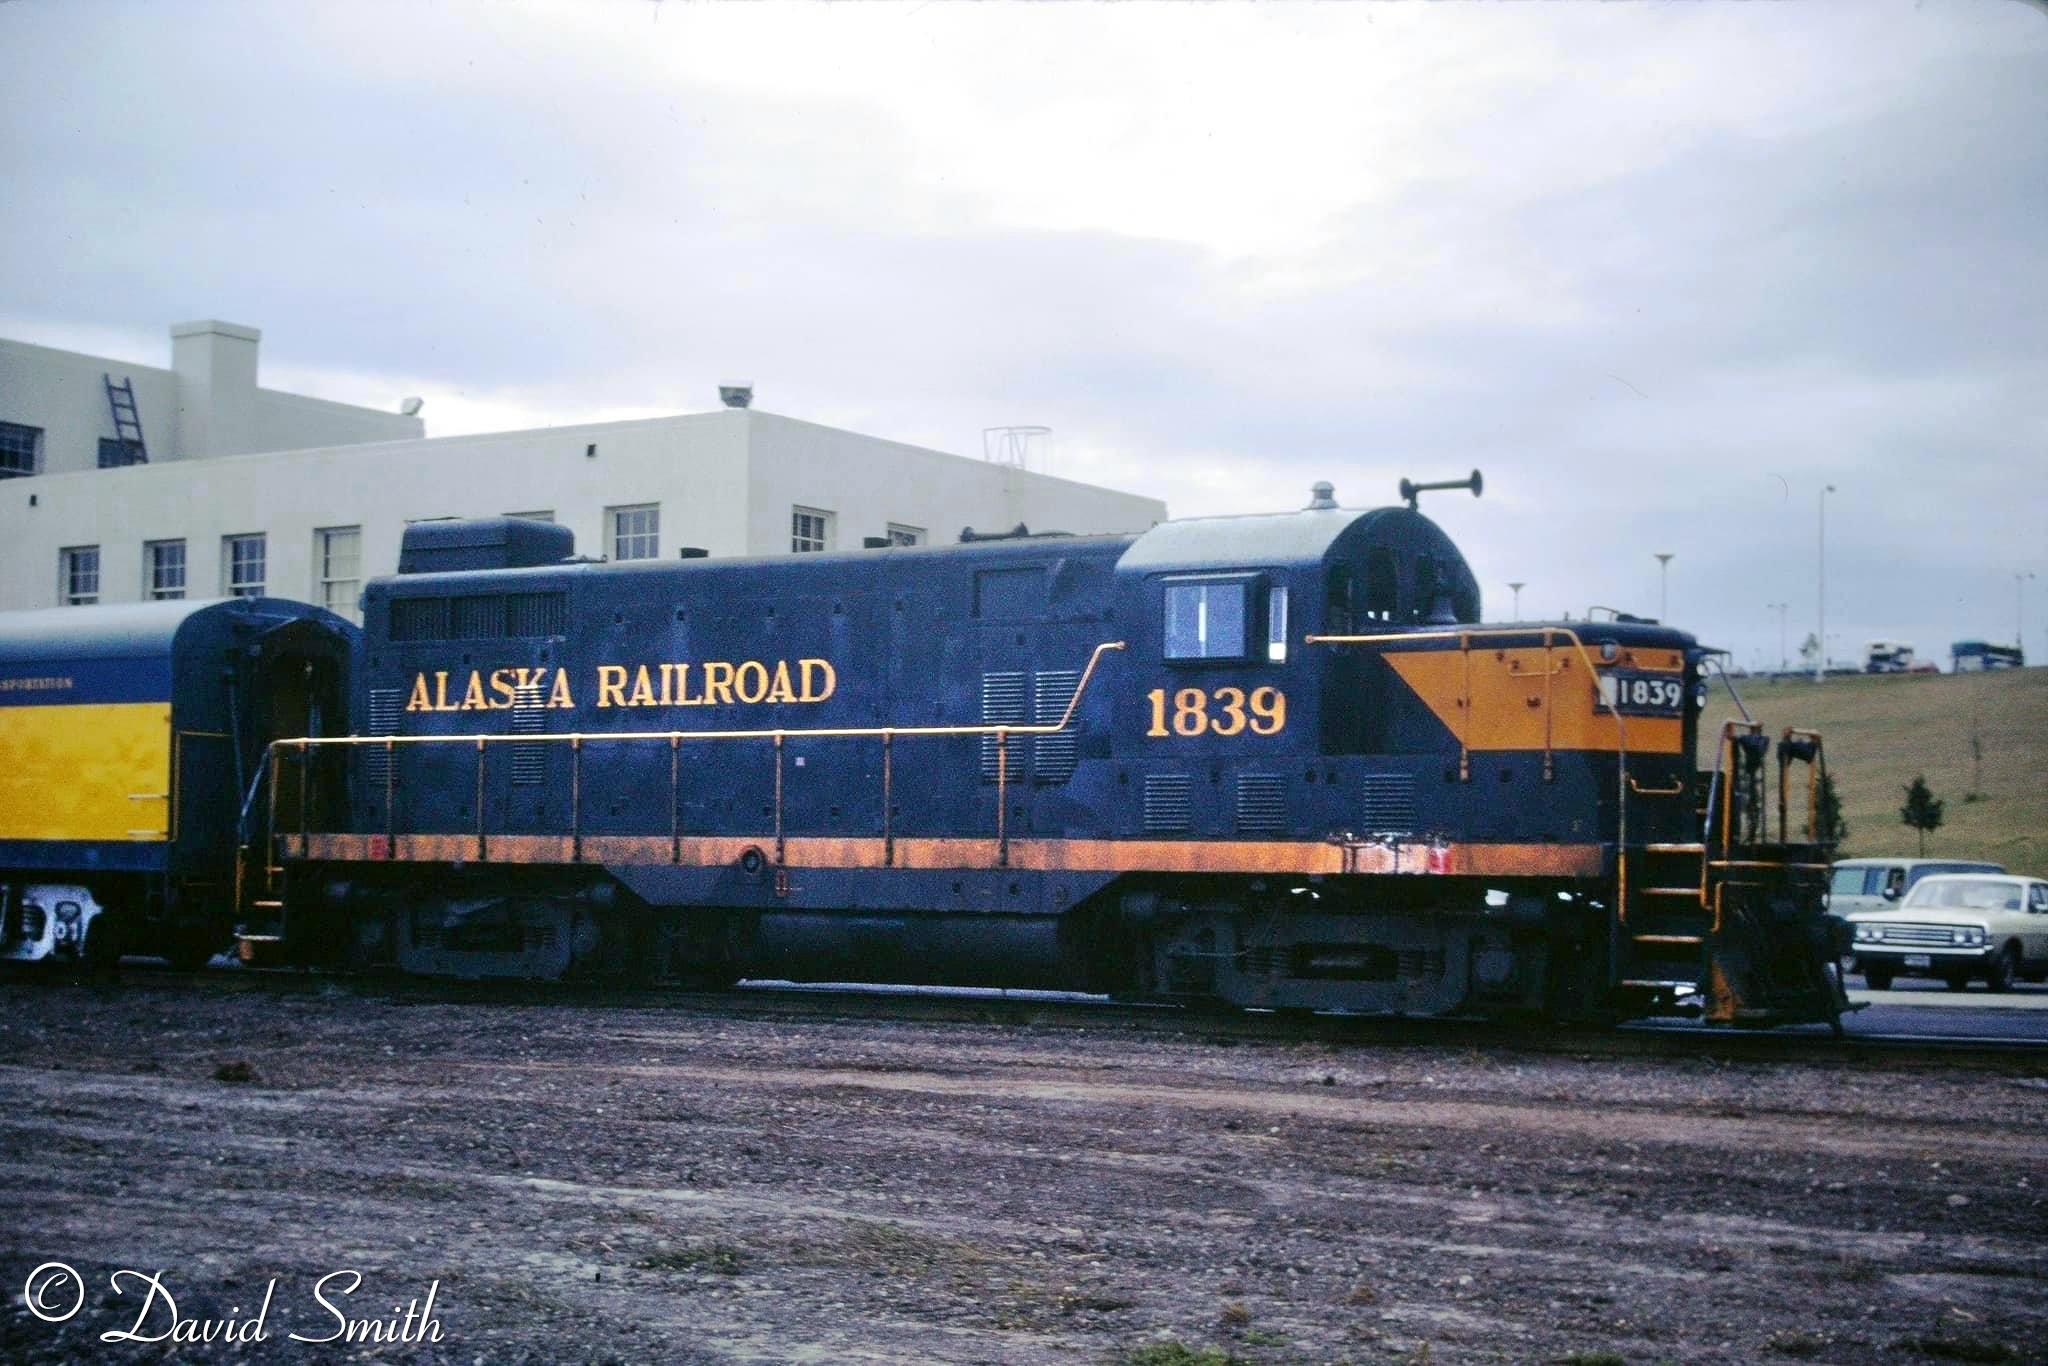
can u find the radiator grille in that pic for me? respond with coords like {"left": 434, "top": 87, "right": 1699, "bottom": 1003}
{"left": 1032, "top": 669, "right": 1081, "bottom": 785}
{"left": 1359, "top": 772, "right": 1417, "bottom": 832}
{"left": 1143, "top": 773, "right": 1194, "bottom": 834}
{"left": 1235, "top": 773, "right": 1287, "bottom": 834}
{"left": 1868, "top": 923, "right": 1963, "bottom": 948}
{"left": 505, "top": 591, "right": 566, "bottom": 638}
{"left": 980, "top": 671, "right": 1028, "bottom": 780}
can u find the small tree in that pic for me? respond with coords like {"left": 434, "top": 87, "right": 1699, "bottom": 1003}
{"left": 1899, "top": 774, "right": 1945, "bottom": 856}
{"left": 1798, "top": 632, "right": 1821, "bottom": 671}
{"left": 1814, "top": 772, "right": 1848, "bottom": 846}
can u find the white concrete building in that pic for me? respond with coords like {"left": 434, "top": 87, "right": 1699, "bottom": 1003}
{"left": 1, "top": 323, "right": 1166, "bottom": 621}
{"left": 1, "top": 320, "right": 423, "bottom": 477}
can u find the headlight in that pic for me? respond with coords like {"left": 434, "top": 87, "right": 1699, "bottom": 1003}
{"left": 1954, "top": 927, "right": 1986, "bottom": 947}
{"left": 1854, "top": 924, "right": 1879, "bottom": 943}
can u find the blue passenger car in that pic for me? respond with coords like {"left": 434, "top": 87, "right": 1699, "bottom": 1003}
{"left": 0, "top": 598, "right": 354, "bottom": 964}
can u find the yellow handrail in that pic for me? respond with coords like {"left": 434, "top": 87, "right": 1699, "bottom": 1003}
{"left": 272, "top": 639, "right": 1128, "bottom": 751}
{"left": 245, "top": 642, "right": 1129, "bottom": 914}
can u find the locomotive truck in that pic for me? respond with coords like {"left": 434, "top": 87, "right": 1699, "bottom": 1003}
{"left": 201, "top": 477, "right": 1845, "bottom": 1027}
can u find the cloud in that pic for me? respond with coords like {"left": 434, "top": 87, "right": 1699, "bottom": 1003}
{"left": 0, "top": 0, "right": 2042, "bottom": 667}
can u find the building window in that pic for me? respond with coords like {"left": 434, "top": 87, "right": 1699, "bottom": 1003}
{"left": 0, "top": 422, "right": 41, "bottom": 478}
{"left": 60, "top": 546, "right": 99, "bottom": 605}
{"left": 1164, "top": 578, "right": 1251, "bottom": 661}
{"left": 98, "top": 437, "right": 140, "bottom": 468}
{"left": 886, "top": 523, "right": 924, "bottom": 547}
{"left": 792, "top": 507, "right": 834, "bottom": 553}
{"left": 316, "top": 526, "right": 362, "bottom": 619}
{"left": 608, "top": 504, "right": 659, "bottom": 561}
{"left": 223, "top": 533, "right": 266, "bottom": 597}
{"left": 504, "top": 510, "right": 554, "bottom": 522}
{"left": 145, "top": 539, "right": 187, "bottom": 600}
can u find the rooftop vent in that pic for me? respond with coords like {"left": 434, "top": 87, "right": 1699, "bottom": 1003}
{"left": 719, "top": 384, "right": 753, "bottom": 410}
{"left": 1307, "top": 481, "right": 1337, "bottom": 510}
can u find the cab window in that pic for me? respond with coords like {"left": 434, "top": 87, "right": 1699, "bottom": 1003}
{"left": 2030, "top": 884, "right": 2048, "bottom": 913}
{"left": 1164, "top": 579, "right": 1249, "bottom": 661}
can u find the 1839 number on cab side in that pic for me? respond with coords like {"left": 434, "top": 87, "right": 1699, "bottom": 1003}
{"left": 1144, "top": 686, "right": 1287, "bottom": 737}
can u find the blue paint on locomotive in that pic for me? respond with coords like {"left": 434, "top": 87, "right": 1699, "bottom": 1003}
{"left": 349, "top": 496, "right": 1702, "bottom": 905}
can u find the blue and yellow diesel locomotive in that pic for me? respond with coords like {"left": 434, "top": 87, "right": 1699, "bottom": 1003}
{"left": 246, "top": 481, "right": 1846, "bottom": 1026}
{"left": 1, "top": 597, "right": 353, "bottom": 966}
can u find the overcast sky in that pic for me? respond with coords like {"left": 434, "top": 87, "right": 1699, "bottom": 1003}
{"left": 3, "top": 0, "right": 2043, "bottom": 671}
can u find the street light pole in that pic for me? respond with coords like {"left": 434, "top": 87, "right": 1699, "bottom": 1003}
{"left": 1654, "top": 553, "right": 1674, "bottom": 622}
{"left": 1768, "top": 602, "right": 1788, "bottom": 673}
{"left": 1507, "top": 581, "right": 1525, "bottom": 622}
{"left": 1816, "top": 485, "right": 1836, "bottom": 682}
{"left": 2020, "top": 571, "right": 2037, "bottom": 656}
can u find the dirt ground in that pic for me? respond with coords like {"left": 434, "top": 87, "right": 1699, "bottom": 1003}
{"left": 2, "top": 978, "right": 2046, "bottom": 1364}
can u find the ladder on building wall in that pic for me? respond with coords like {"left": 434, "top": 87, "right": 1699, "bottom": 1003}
{"left": 103, "top": 373, "right": 148, "bottom": 464}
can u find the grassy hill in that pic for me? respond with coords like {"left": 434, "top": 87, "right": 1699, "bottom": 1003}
{"left": 1693, "top": 667, "right": 2048, "bottom": 876}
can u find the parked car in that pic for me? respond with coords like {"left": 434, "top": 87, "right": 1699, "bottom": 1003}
{"left": 1849, "top": 874, "right": 2048, "bottom": 991}
{"left": 1827, "top": 857, "right": 2006, "bottom": 919}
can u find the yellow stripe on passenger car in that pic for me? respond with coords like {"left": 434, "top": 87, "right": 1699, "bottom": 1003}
{"left": 0, "top": 702, "right": 173, "bottom": 842}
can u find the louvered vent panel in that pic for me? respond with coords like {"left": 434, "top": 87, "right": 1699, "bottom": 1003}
{"left": 1031, "top": 669, "right": 1081, "bottom": 784}
{"left": 510, "top": 683, "right": 547, "bottom": 785}
{"left": 979, "top": 671, "right": 1028, "bottom": 781}
{"left": 1235, "top": 773, "right": 1287, "bottom": 834}
{"left": 1143, "top": 773, "right": 1194, "bottom": 834}
{"left": 1359, "top": 772, "right": 1417, "bottom": 832}
{"left": 362, "top": 687, "right": 403, "bottom": 786}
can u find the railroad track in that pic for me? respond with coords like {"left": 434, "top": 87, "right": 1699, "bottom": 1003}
{"left": 20, "top": 959, "right": 2048, "bottom": 1072}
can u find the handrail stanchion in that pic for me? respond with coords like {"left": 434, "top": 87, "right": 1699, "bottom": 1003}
{"left": 474, "top": 736, "right": 487, "bottom": 861}
{"left": 882, "top": 730, "right": 895, "bottom": 867}
{"left": 996, "top": 727, "right": 1010, "bottom": 867}
{"left": 773, "top": 732, "right": 786, "bottom": 866}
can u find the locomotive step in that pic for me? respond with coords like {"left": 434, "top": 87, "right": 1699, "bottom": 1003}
{"left": 1631, "top": 933, "right": 1704, "bottom": 946}
{"left": 249, "top": 900, "right": 285, "bottom": 909}
{"left": 1641, "top": 843, "right": 1707, "bottom": 854}
{"left": 1639, "top": 885, "right": 1704, "bottom": 897}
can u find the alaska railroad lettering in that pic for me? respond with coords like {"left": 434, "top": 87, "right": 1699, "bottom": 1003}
{"left": 401, "top": 659, "right": 837, "bottom": 714}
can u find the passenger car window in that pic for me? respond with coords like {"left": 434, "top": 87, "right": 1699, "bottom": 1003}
{"left": 1164, "top": 579, "right": 1249, "bottom": 660}
{"left": 2030, "top": 884, "right": 2048, "bottom": 913}
{"left": 1883, "top": 868, "right": 1906, "bottom": 898}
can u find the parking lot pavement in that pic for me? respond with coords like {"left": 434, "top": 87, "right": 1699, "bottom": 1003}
{"left": 1835, "top": 976, "right": 2048, "bottom": 1040}
{"left": 1845, "top": 977, "right": 2048, "bottom": 1010}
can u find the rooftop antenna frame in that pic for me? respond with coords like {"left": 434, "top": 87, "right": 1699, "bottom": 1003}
{"left": 983, "top": 425, "right": 1052, "bottom": 472}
